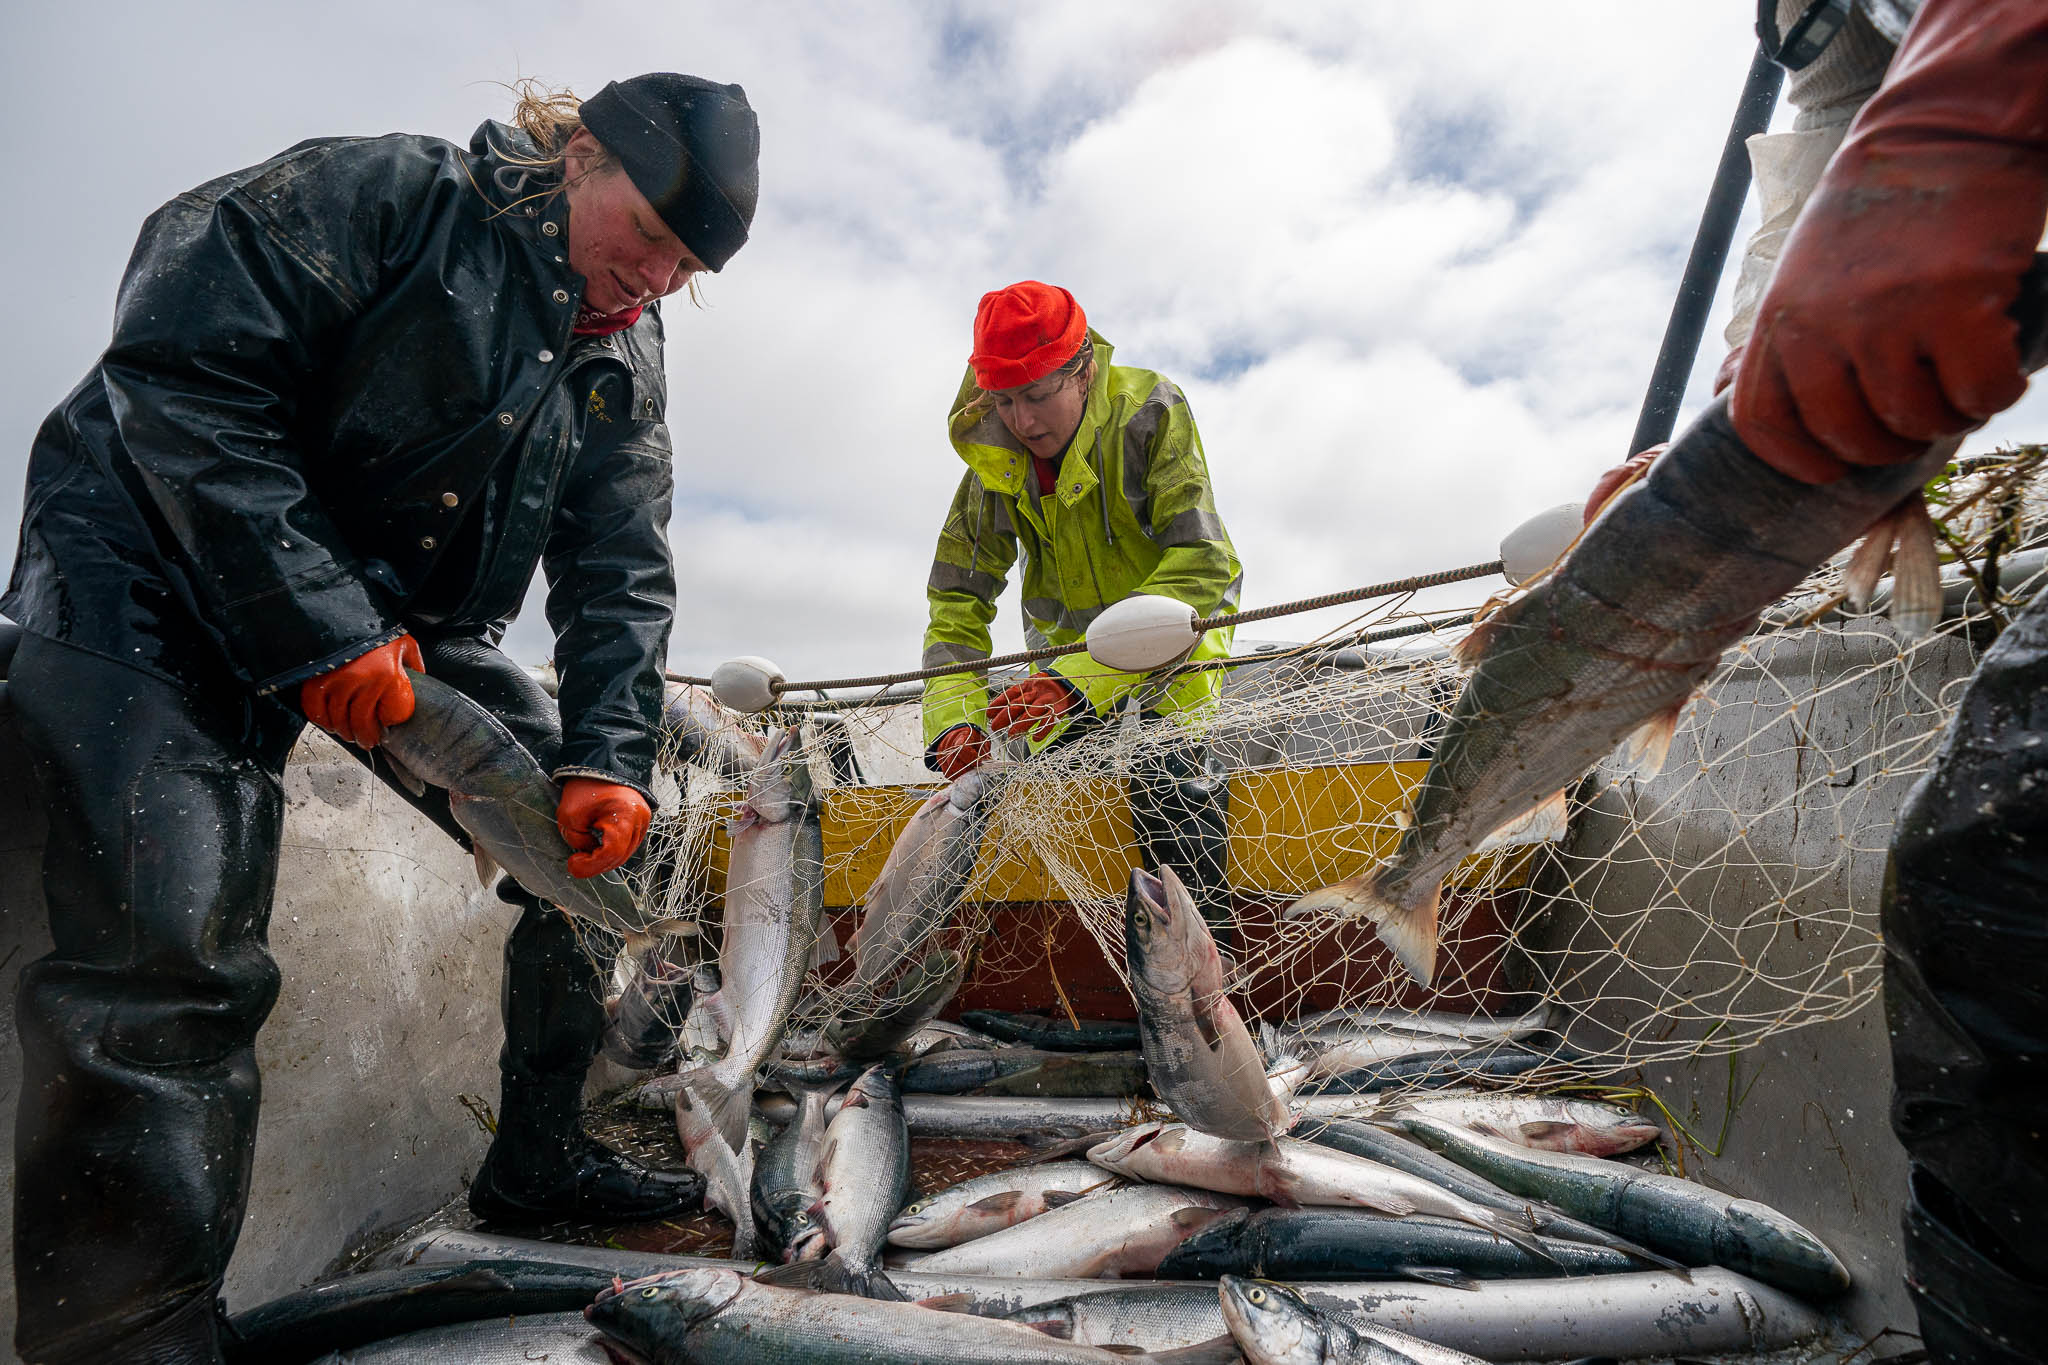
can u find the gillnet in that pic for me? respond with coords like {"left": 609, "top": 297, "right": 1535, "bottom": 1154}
{"left": 598, "top": 447, "right": 2047, "bottom": 1105}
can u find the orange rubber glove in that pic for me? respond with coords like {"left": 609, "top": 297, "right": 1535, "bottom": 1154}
{"left": 1731, "top": 0, "right": 2048, "bottom": 484}
{"left": 300, "top": 634, "right": 424, "bottom": 748}
{"left": 986, "top": 674, "right": 1080, "bottom": 741}
{"left": 1581, "top": 445, "right": 1666, "bottom": 528}
{"left": 933, "top": 725, "right": 991, "bottom": 780}
{"left": 557, "top": 777, "right": 653, "bottom": 878}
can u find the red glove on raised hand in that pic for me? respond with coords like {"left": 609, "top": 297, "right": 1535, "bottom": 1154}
{"left": 1731, "top": 0, "right": 2048, "bottom": 485}
{"left": 1581, "top": 445, "right": 1666, "bottom": 527}
{"left": 986, "top": 674, "right": 1079, "bottom": 741}
{"left": 557, "top": 777, "right": 653, "bottom": 879}
{"left": 301, "top": 634, "right": 424, "bottom": 748}
{"left": 933, "top": 725, "right": 991, "bottom": 780}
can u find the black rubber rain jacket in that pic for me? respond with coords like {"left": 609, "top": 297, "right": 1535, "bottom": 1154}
{"left": 3, "top": 120, "right": 677, "bottom": 794}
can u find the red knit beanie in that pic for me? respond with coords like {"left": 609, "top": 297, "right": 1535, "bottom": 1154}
{"left": 970, "top": 281, "right": 1088, "bottom": 390}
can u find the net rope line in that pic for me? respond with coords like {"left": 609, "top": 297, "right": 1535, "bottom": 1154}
{"left": 661, "top": 559, "right": 1507, "bottom": 697}
{"left": 598, "top": 449, "right": 2046, "bottom": 1117}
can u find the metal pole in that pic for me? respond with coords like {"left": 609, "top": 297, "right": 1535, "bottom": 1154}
{"left": 1627, "top": 41, "right": 1785, "bottom": 454}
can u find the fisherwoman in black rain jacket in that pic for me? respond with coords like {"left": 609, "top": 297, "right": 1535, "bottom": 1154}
{"left": 1, "top": 74, "right": 757, "bottom": 1364}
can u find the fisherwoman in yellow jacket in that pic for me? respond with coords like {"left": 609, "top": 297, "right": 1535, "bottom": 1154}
{"left": 921, "top": 280, "right": 1244, "bottom": 942}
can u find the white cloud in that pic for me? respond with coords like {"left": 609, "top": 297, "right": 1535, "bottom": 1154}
{"left": 4, "top": 1, "right": 2045, "bottom": 693}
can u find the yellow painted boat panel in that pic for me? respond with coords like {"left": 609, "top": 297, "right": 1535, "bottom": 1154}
{"left": 701, "top": 761, "right": 1535, "bottom": 909}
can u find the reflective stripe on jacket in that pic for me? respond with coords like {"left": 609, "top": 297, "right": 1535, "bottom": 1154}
{"left": 920, "top": 332, "right": 1242, "bottom": 754}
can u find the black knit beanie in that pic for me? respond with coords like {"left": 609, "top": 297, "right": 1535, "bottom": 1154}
{"left": 579, "top": 73, "right": 759, "bottom": 272}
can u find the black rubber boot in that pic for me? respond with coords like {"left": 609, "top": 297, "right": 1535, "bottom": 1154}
{"left": 10, "top": 635, "right": 300, "bottom": 1365}
{"left": 1882, "top": 592, "right": 2048, "bottom": 1362}
{"left": 1129, "top": 742, "right": 1237, "bottom": 954}
{"left": 468, "top": 896, "right": 702, "bottom": 1224}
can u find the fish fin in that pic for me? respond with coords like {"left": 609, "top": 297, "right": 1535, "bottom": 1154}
{"left": 1400, "top": 1266, "right": 1480, "bottom": 1291}
{"left": 1020, "top": 1321, "right": 1077, "bottom": 1340}
{"left": 1285, "top": 871, "right": 1437, "bottom": 987}
{"left": 1099, "top": 1346, "right": 1147, "bottom": 1356}
{"left": 1191, "top": 997, "right": 1224, "bottom": 1051}
{"left": 1041, "top": 1189, "right": 1090, "bottom": 1209}
{"left": 470, "top": 845, "right": 500, "bottom": 888}
{"left": 689, "top": 989, "right": 734, "bottom": 1049}
{"left": 1023, "top": 1131, "right": 1121, "bottom": 1164}
{"left": 1517, "top": 1120, "right": 1576, "bottom": 1145}
{"left": 1450, "top": 616, "right": 1503, "bottom": 668}
{"left": 678, "top": 1063, "right": 754, "bottom": 1154}
{"left": 1615, "top": 704, "right": 1683, "bottom": 779}
{"left": 809, "top": 925, "right": 841, "bottom": 968}
{"left": 917, "top": 1292, "right": 980, "bottom": 1313}
{"left": 1889, "top": 492, "right": 1942, "bottom": 640}
{"left": 1146, "top": 1334, "right": 1246, "bottom": 1365}
{"left": 1480, "top": 1208, "right": 1557, "bottom": 1265}
{"left": 1258, "top": 1176, "right": 1301, "bottom": 1211}
{"left": 381, "top": 750, "right": 429, "bottom": 798}
{"left": 753, "top": 1259, "right": 818, "bottom": 1288}
{"left": 754, "top": 1252, "right": 891, "bottom": 1296}
{"left": 1842, "top": 519, "right": 1897, "bottom": 611}
{"left": 964, "top": 1191, "right": 1024, "bottom": 1215}
{"left": 1169, "top": 1206, "right": 1229, "bottom": 1233}
{"left": 1472, "top": 790, "right": 1570, "bottom": 852}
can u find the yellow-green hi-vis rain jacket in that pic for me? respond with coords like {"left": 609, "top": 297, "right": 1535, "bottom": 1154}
{"left": 920, "top": 331, "right": 1243, "bottom": 760}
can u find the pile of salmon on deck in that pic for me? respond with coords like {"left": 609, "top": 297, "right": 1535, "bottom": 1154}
{"left": 587, "top": 861, "right": 1849, "bottom": 1363}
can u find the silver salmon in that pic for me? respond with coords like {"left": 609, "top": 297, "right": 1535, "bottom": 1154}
{"left": 783, "top": 1064, "right": 910, "bottom": 1300}
{"left": 849, "top": 771, "right": 988, "bottom": 988}
{"left": 824, "top": 947, "right": 968, "bottom": 1065}
{"left": 678, "top": 726, "right": 825, "bottom": 1152}
{"left": 1088, "top": 1123, "right": 1548, "bottom": 1260}
{"left": 887, "top": 1161, "right": 1112, "bottom": 1250}
{"left": 754, "top": 1082, "right": 834, "bottom": 1260}
{"left": 1126, "top": 867, "right": 1286, "bottom": 1142}
{"left": 904, "top": 1181, "right": 1247, "bottom": 1279}
{"left": 672, "top": 1082, "right": 758, "bottom": 1261}
{"left": 1393, "top": 1111, "right": 1849, "bottom": 1297}
{"left": 661, "top": 680, "right": 767, "bottom": 781}
{"left": 1289, "top": 287, "right": 2048, "bottom": 985}
{"left": 1386, "top": 1094, "right": 1662, "bottom": 1157}
{"left": 378, "top": 669, "right": 656, "bottom": 938}
{"left": 1220, "top": 1275, "right": 1486, "bottom": 1365}
{"left": 601, "top": 941, "right": 693, "bottom": 1070}
{"left": 584, "top": 1266, "right": 1229, "bottom": 1365}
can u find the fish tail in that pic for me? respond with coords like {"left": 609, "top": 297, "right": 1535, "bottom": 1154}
{"left": 729, "top": 1210, "right": 760, "bottom": 1262}
{"left": 1842, "top": 517, "right": 1896, "bottom": 611}
{"left": 1889, "top": 491, "right": 1942, "bottom": 640}
{"left": 756, "top": 1254, "right": 903, "bottom": 1301}
{"left": 1288, "top": 870, "right": 1438, "bottom": 987}
{"left": 809, "top": 923, "right": 841, "bottom": 968}
{"left": 678, "top": 1058, "right": 755, "bottom": 1154}
{"left": 1480, "top": 1205, "right": 1558, "bottom": 1265}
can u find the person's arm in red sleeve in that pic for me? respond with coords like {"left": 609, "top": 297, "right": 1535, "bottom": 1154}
{"left": 1731, "top": 0, "right": 2048, "bottom": 483}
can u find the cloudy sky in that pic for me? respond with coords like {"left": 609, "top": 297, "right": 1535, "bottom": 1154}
{"left": 4, "top": 3, "right": 2045, "bottom": 687}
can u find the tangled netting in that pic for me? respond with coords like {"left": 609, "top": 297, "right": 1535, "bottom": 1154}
{"left": 594, "top": 448, "right": 2047, "bottom": 1101}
